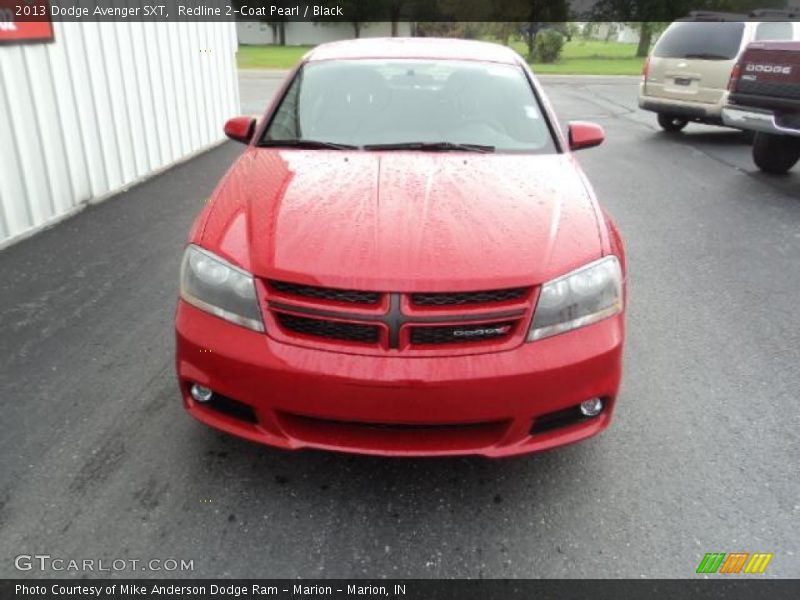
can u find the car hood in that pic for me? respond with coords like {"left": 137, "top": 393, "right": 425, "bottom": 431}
{"left": 199, "top": 149, "right": 604, "bottom": 290}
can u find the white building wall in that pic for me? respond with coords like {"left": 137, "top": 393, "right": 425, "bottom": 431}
{"left": 0, "top": 21, "right": 240, "bottom": 248}
{"left": 615, "top": 26, "right": 640, "bottom": 44}
{"left": 237, "top": 21, "right": 413, "bottom": 46}
{"left": 579, "top": 22, "right": 640, "bottom": 45}
{"left": 238, "top": 21, "right": 275, "bottom": 45}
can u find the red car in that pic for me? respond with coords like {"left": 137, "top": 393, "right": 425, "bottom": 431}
{"left": 175, "top": 38, "right": 626, "bottom": 457}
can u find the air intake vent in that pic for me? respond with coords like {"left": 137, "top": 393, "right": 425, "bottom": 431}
{"left": 276, "top": 312, "right": 380, "bottom": 344}
{"left": 269, "top": 280, "right": 381, "bottom": 305}
{"left": 411, "top": 288, "right": 528, "bottom": 306}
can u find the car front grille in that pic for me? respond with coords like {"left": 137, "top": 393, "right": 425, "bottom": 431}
{"left": 265, "top": 282, "right": 532, "bottom": 354}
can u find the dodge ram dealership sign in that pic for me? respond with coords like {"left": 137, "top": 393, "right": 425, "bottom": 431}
{"left": 0, "top": 1, "right": 53, "bottom": 44}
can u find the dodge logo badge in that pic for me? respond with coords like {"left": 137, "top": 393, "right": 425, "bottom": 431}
{"left": 452, "top": 326, "right": 512, "bottom": 338}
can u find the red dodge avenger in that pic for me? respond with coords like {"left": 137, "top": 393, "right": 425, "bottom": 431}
{"left": 175, "top": 38, "right": 626, "bottom": 457}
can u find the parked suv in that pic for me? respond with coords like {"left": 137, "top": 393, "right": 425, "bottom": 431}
{"left": 639, "top": 14, "right": 798, "bottom": 132}
{"left": 723, "top": 40, "right": 800, "bottom": 174}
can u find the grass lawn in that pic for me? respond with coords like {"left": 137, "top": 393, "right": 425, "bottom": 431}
{"left": 237, "top": 44, "right": 313, "bottom": 69}
{"left": 512, "top": 39, "right": 646, "bottom": 75}
{"left": 236, "top": 39, "right": 646, "bottom": 76}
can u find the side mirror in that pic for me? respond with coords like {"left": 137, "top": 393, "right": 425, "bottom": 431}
{"left": 568, "top": 122, "right": 605, "bottom": 151}
{"left": 224, "top": 116, "right": 256, "bottom": 144}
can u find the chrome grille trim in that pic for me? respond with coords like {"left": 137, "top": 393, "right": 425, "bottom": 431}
{"left": 268, "top": 300, "right": 525, "bottom": 324}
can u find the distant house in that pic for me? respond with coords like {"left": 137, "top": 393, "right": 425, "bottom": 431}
{"left": 237, "top": 21, "right": 414, "bottom": 46}
{"left": 576, "top": 22, "right": 640, "bottom": 44}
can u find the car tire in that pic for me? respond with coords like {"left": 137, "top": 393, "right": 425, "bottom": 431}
{"left": 752, "top": 132, "right": 800, "bottom": 175}
{"left": 657, "top": 114, "right": 688, "bottom": 132}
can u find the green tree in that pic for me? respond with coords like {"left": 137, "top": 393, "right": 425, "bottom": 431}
{"left": 518, "top": 0, "right": 571, "bottom": 59}
{"left": 594, "top": 0, "right": 790, "bottom": 56}
{"left": 270, "top": 22, "right": 286, "bottom": 46}
{"left": 385, "top": 0, "right": 412, "bottom": 36}
{"left": 315, "top": 0, "right": 384, "bottom": 38}
{"left": 415, "top": 22, "right": 469, "bottom": 38}
{"left": 341, "top": 0, "right": 379, "bottom": 38}
{"left": 581, "top": 22, "right": 598, "bottom": 40}
{"left": 534, "top": 29, "right": 565, "bottom": 63}
{"left": 233, "top": 0, "right": 287, "bottom": 45}
{"left": 630, "top": 22, "right": 670, "bottom": 57}
{"left": 591, "top": 1, "right": 730, "bottom": 57}
{"left": 489, "top": 22, "right": 521, "bottom": 46}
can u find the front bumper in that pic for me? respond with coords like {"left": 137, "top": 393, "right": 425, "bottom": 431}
{"left": 175, "top": 301, "right": 624, "bottom": 457}
{"left": 722, "top": 106, "right": 800, "bottom": 137}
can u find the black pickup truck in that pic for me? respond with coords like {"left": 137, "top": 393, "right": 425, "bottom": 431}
{"left": 723, "top": 40, "right": 800, "bottom": 174}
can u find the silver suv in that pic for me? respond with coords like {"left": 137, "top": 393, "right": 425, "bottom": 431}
{"left": 639, "top": 16, "right": 798, "bottom": 132}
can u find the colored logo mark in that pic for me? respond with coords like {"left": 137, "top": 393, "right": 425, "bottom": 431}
{"left": 696, "top": 552, "right": 773, "bottom": 574}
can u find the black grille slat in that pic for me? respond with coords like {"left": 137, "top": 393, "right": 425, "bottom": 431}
{"left": 277, "top": 313, "right": 380, "bottom": 344}
{"left": 284, "top": 414, "right": 500, "bottom": 432}
{"left": 410, "top": 321, "right": 515, "bottom": 345}
{"left": 269, "top": 280, "right": 381, "bottom": 305}
{"left": 411, "top": 288, "right": 528, "bottom": 306}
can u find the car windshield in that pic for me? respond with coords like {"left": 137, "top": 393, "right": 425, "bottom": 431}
{"left": 261, "top": 59, "right": 557, "bottom": 153}
{"left": 653, "top": 22, "right": 745, "bottom": 60}
{"left": 754, "top": 21, "right": 795, "bottom": 42}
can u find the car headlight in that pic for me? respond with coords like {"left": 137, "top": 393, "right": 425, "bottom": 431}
{"left": 179, "top": 245, "right": 265, "bottom": 332}
{"left": 528, "top": 256, "right": 622, "bottom": 342}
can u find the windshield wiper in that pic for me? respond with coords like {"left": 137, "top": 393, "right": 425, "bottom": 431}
{"left": 258, "top": 139, "right": 359, "bottom": 150}
{"left": 364, "top": 141, "right": 495, "bottom": 153}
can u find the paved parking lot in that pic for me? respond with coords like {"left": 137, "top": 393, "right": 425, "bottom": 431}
{"left": 0, "top": 72, "right": 798, "bottom": 578}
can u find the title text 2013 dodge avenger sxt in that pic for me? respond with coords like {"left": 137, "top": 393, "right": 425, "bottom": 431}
{"left": 174, "top": 38, "right": 626, "bottom": 457}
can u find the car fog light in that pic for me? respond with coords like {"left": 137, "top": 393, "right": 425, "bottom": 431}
{"left": 580, "top": 398, "right": 603, "bottom": 417}
{"left": 190, "top": 384, "right": 213, "bottom": 403}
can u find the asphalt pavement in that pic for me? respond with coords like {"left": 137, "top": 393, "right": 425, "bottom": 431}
{"left": 0, "top": 73, "right": 798, "bottom": 579}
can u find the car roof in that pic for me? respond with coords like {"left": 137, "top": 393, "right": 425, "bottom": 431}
{"left": 679, "top": 11, "right": 751, "bottom": 21}
{"left": 305, "top": 37, "right": 523, "bottom": 65}
{"left": 747, "top": 40, "right": 800, "bottom": 51}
